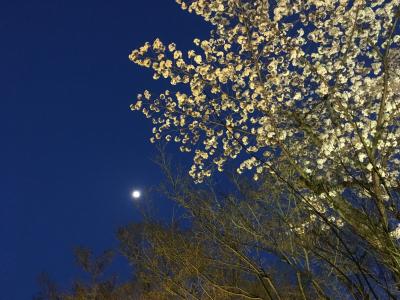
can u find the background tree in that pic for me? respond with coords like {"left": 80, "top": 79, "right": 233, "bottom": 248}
{"left": 34, "top": 248, "right": 137, "bottom": 300}
{"left": 36, "top": 152, "right": 400, "bottom": 299}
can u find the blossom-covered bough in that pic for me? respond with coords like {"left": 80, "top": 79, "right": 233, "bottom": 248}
{"left": 130, "top": 0, "right": 400, "bottom": 294}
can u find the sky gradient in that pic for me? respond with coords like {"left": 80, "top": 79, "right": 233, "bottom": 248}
{"left": 0, "top": 1, "right": 209, "bottom": 298}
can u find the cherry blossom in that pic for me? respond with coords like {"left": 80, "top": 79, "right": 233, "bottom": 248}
{"left": 129, "top": 0, "right": 400, "bottom": 248}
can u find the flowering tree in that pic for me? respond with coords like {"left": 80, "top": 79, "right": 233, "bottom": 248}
{"left": 130, "top": 0, "right": 400, "bottom": 293}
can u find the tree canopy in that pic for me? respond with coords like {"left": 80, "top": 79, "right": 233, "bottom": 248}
{"left": 128, "top": 0, "right": 400, "bottom": 297}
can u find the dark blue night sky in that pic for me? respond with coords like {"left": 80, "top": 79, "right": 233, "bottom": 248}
{"left": 0, "top": 1, "right": 209, "bottom": 298}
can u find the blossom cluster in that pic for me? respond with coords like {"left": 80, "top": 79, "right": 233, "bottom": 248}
{"left": 130, "top": 0, "right": 400, "bottom": 235}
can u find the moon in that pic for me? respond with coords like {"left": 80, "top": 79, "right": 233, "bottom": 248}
{"left": 131, "top": 190, "right": 141, "bottom": 199}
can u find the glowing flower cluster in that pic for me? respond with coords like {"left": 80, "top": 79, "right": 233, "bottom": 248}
{"left": 130, "top": 0, "right": 400, "bottom": 234}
